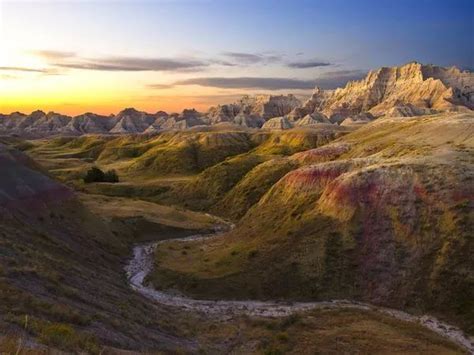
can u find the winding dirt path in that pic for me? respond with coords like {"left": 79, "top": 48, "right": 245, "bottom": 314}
{"left": 125, "top": 228, "right": 474, "bottom": 353}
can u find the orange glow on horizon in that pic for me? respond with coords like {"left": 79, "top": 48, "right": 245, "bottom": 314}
{"left": 0, "top": 99, "right": 214, "bottom": 116}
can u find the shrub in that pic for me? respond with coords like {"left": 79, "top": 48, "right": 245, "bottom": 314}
{"left": 83, "top": 167, "right": 119, "bottom": 183}
{"left": 83, "top": 167, "right": 105, "bottom": 183}
{"left": 104, "top": 169, "right": 119, "bottom": 183}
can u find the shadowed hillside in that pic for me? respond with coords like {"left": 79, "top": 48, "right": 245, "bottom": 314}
{"left": 0, "top": 143, "right": 216, "bottom": 352}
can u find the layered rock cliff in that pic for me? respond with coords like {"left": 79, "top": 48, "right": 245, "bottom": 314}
{"left": 296, "top": 62, "right": 473, "bottom": 122}
{"left": 0, "top": 63, "right": 471, "bottom": 136}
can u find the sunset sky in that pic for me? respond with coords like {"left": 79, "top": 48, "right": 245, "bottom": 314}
{"left": 0, "top": 0, "right": 473, "bottom": 116}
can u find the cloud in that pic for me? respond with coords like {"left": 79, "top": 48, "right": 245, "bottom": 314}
{"left": 32, "top": 50, "right": 209, "bottom": 72}
{"left": 30, "top": 48, "right": 285, "bottom": 72}
{"left": 0, "top": 66, "right": 51, "bottom": 73}
{"left": 31, "top": 50, "right": 76, "bottom": 60}
{"left": 155, "top": 77, "right": 316, "bottom": 90}
{"left": 52, "top": 56, "right": 209, "bottom": 72}
{"left": 221, "top": 51, "right": 282, "bottom": 65}
{"left": 313, "top": 69, "right": 367, "bottom": 89}
{"left": 149, "top": 69, "right": 367, "bottom": 91}
{"left": 209, "top": 59, "right": 238, "bottom": 67}
{"left": 148, "top": 83, "right": 176, "bottom": 89}
{"left": 287, "top": 60, "right": 332, "bottom": 69}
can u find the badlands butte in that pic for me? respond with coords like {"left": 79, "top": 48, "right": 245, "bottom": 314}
{"left": 1, "top": 62, "right": 473, "bottom": 136}
{"left": 0, "top": 62, "right": 473, "bottom": 353}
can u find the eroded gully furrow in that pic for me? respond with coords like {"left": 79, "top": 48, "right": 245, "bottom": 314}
{"left": 125, "top": 226, "right": 474, "bottom": 353}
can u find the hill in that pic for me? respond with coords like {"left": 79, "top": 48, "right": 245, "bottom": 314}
{"left": 0, "top": 142, "right": 217, "bottom": 352}
{"left": 148, "top": 112, "right": 474, "bottom": 334}
{"left": 0, "top": 141, "right": 467, "bottom": 353}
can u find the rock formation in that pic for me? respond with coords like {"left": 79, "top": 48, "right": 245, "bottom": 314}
{"left": 65, "top": 112, "right": 115, "bottom": 135}
{"left": 206, "top": 94, "right": 301, "bottom": 127}
{"left": 0, "top": 63, "right": 471, "bottom": 137}
{"left": 262, "top": 116, "right": 294, "bottom": 130}
{"left": 340, "top": 113, "right": 375, "bottom": 126}
{"left": 294, "top": 112, "right": 331, "bottom": 126}
{"left": 109, "top": 108, "right": 157, "bottom": 134}
{"left": 296, "top": 62, "right": 473, "bottom": 122}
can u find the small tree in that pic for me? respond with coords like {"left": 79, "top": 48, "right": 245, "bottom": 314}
{"left": 83, "top": 167, "right": 105, "bottom": 183}
{"left": 104, "top": 169, "right": 119, "bottom": 183}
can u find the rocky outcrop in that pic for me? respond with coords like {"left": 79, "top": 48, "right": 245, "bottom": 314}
{"left": 0, "top": 63, "right": 471, "bottom": 137}
{"left": 232, "top": 113, "right": 265, "bottom": 128}
{"left": 294, "top": 112, "right": 331, "bottom": 126}
{"left": 206, "top": 94, "right": 301, "bottom": 126}
{"left": 0, "top": 110, "right": 73, "bottom": 136}
{"left": 160, "top": 109, "right": 207, "bottom": 130}
{"left": 237, "top": 94, "right": 301, "bottom": 120}
{"left": 301, "top": 62, "right": 473, "bottom": 121}
{"left": 109, "top": 108, "right": 157, "bottom": 134}
{"left": 340, "top": 113, "right": 375, "bottom": 126}
{"left": 207, "top": 104, "right": 240, "bottom": 124}
{"left": 64, "top": 112, "right": 115, "bottom": 135}
{"left": 262, "top": 116, "right": 294, "bottom": 130}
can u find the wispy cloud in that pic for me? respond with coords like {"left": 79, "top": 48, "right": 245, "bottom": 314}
{"left": 32, "top": 50, "right": 210, "bottom": 72}
{"left": 221, "top": 51, "right": 282, "bottom": 65}
{"left": 53, "top": 56, "right": 208, "bottom": 72}
{"left": 151, "top": 77, "right": 316, "bottom": 90}
{"left": 0, "top": 66, "right": 51, "bottom": 73}
{"left": 29, "top": 48, "right": 340, "bottom": 75}
{"left": 149, "top": 69, "right": 367, "bottom": 91}
{"left": 31, "top": 48, "right": 285, "bottom": 72}
{"left": 148, "top": 83, "right": 176, "bottom": 89}
{"left": 287, "top": 60, "right": 331, "bottom": 69}
{"left": 30, "top": 50, "right": 76, "bottom": 60}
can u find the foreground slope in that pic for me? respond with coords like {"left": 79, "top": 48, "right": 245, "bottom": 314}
{"left": 0, "top": 142, "right": 466, "bottom": 353}
{"left": 0, "top": 142, "right": 214, "bottom": 352}
{"left": 150, "top": 112, "right": 474, "bottom": 333}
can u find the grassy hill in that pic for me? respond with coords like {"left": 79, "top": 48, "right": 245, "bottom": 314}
{"left": 148, "top": 113, "right": 474, "bottom": 334}
{"left": 0, "top": 140, "right": 465, "bottom": 353}
{"left": 0, "top": 143, "right": 218, "bottom": 352}
{"left": 23, "top": 126, "right": 350, "bottom": 211}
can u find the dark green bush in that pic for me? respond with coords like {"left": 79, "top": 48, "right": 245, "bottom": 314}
{"left": 83, "top": 167, "right": 119, "bottom": 183}
{"left": 83, "top": 167, "right": 105, "bottom": 183}
{"left": 104, "top": 169, "right": 119, "bottom": 183}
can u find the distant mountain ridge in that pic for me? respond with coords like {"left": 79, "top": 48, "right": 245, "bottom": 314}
{"left": 1, "top": 62, "right": 472, "bottom": 137}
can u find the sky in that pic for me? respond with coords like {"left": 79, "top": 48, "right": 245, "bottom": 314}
{"left": 0, "top": 0, "right": 473, "bottom": 115}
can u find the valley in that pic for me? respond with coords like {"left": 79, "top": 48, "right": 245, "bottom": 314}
{"left": 2, "top": 138, "right": 468, "bottom": 353}
{"left": 1, "top": 62, "right": 473, "bottom": 354}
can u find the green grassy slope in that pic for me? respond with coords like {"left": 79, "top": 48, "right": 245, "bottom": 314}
{"left": 0, "top": 141, "right": 464, "bottom": 354}
{"left": 24, "top": 127, "right": 350, "bottom": 214}
{"left": 149, "top": 113, "right": 474, "bottom": 333}
{"left": 162, "top": 127, "right": 349, "bottom": 213}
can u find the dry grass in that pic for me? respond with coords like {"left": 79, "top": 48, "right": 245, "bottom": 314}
{"left": 79, "top": 193, "right": 220, "bottom": 230}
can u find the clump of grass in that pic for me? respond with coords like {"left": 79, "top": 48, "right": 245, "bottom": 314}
{"left": 39, "top": 323, "right": 99, "bottom": 353}
{"left": 276, "top": 331, "right": 289, "bottom": 342}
